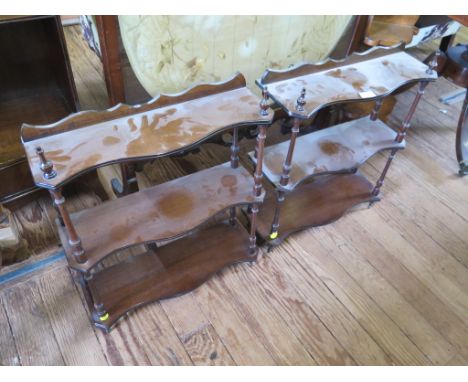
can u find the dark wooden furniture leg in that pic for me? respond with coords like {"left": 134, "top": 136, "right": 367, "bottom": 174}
{"left": 249, "top": 124, "right": 267, "bottom": 256}
{"left": 456, "top": 90, "right": 468, "bottom": 175}
{"left": 270, "top": 117, "right": 301, "bottom": 239}
{"left": 229, "top": 127, "right": 240, "bottom": 225}
{"left": 49, "top": 189, "right": 87, "bottom": 264}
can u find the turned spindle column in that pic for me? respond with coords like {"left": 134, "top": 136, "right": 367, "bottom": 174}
{"left": 371, "top": 81, "right": 429, "bottom": 200}
{"left": 49, "top": 189, "right": 87, "bottom": 264}
{"left": 36, "top": 146, "right": 64, "bottom": 226}
{"left": 254, "top": 87, "right": 269, "bottom": 160}
{"left": 370, "top": 99, "right": 383, "bottom": 121}
{"left": 249, "top": 91, "right": 269, "bottom": 255}
{"left": 249, "top": 125, "right": 267, "bottom": 256}
{"left": 270, "top": 116, "right": 301, "bottom": 239}
{"left": 229, "top": 127, "right": 240, "bottom": 225}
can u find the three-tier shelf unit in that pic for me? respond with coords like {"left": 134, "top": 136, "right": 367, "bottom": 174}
{"left": 249, "top": 47, "right": 438, "bottom": 246}
{"left": 21, "top": 73, "right": 273, "bottom": 331}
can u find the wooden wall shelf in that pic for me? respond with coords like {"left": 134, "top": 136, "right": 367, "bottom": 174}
{"left": 22, "top": 73, "right": 272, "bottom": 331}
{"left": 57, "top": 162, "right": 263, "bottom": 273}
{"left": 249, "top": 116, "right": 405, "bottom": 191}
{"left": 85, "top": 219, "right": 253, "bottom": 331}
{"left": 252, "top": 48, "right": 437, "bottom": 244}
{"left": 259, "top": 48, "right": 437, "bottom": 119}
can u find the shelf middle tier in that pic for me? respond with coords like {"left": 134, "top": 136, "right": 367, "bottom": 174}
{"left": 58, "top": 162, "right": 263, "bottom": 273}
{"left": 254, "top": 173, "right": 377, "bottom": 245}
{"left": 249, "top": 116, "right": 404, "bottom": 191}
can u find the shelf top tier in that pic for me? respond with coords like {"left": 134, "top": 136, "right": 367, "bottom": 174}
{"left": 21, "top": 73, "right": 273, "bottom": 189}
{"left": 59, "top": 162, "right": 263, "bottom": 273}
{"left": 249, "top": 116, "right": 404, "bottom": 191}
{"left": 257, "top": 48, "right": 437, "bottom": 119}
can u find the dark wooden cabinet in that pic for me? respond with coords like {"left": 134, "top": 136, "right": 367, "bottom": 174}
{"left": 0, "top": 15, "right": 78, "bottom": 204}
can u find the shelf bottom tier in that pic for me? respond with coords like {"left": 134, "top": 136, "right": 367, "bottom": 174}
{"left": 255, "top": 173, "right": 378, "bottom": 245}
{"left": 82, "top": 219, "right": 254, "bottom": 331}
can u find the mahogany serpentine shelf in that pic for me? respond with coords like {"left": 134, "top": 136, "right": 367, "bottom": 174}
{"left": 252, "top": 47, "right": 436, "bottom": 246}
{"left": 257, "top": 48, "right": 437, "bottom": 119}
{"left": 57, "top": 162, "right": 263, "bottom": 273}
{"left": 255, "top": 173, "right": 377, "bottom": 245}
{"left": 84, "top": 219, "right": 253, "bottom": 331}
{"left": 249, "top": 116, "right": 405, "bottom": 191}
{"left": 21, "top": 73, "right": 273, "bottom": 189}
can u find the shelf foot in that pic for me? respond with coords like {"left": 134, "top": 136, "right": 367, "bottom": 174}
{"left": 367, "top": 195, "right": 382, "bottom": 208}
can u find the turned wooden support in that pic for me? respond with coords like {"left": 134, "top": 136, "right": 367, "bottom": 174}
{"left": 279, "top": 118, "right": 301, "bottom": 187}
{"left": 370, "top": 99, "right": 383, "bottom": 121}
{"left": 111, "top": 163, "right": 139, "bottom": 197}
{"left": 268, "top": 117, "right": 301, "bottom": 238}
{"left": 372, "top": 81, "right": 429, "bottom": 199}
{"left": 371, "top": 148, "right": 397, "bottom": 199}
{"left": 270, "top": 191, "right": 285, "bottom": 237}
{"left": 230, "top": 127, "right": 240, "bottom": 168}
{"left": 36, "top": 147, "right": 57, "bottom": 179}
{"left": 395, "top": 81, "right": 428, "bottom": 143}
{"left": 249, "top": 203, "right": 260, "bottom": 256}
{"left": 49, "top": 189, "right": 87, "bottom": 264}
{"left": 253, "top": 125, "right": 267, "bottom": 197}
{"left": 249, "top": 124, "right": 268, "bottom": 255}
{"left": 229, "top": 127, "right": 240, "bottom": 225}
{"left": 255, "top": 87, "right": 270, "bottom": 160}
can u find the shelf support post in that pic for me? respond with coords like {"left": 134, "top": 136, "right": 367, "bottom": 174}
{"left": 111, "top": 163, "right": 139, "bottom": 197}
{"left": 229, "top": 127, "right": 240, "bottom": 225}
{"left": 370, "top": 98, "right": 383, "bottom": 121}
{"left": 269, "top": 117, "right": 301, "bottom": 239}
{"left": 49, "top": 189, "right": 87, "bottom": 264}
{"left": 249, "top": 124, "right": 267, "bottom": 255}
{"left": 370, "top": 81, "right": 429, "bottom": 201}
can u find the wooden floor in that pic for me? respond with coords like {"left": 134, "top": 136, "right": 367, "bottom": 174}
{"left": 1, "top": 25, "right": 468, "bottom": 366}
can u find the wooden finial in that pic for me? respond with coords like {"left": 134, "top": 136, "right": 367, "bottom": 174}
{"left": 36, "top": 147, "right": 57, "bottom": 179}
{"left": 296, "top": 88, "right": 306, "bottom": 111}
{"left": 260, "top": 87, "right": 269, "bottom": 116}
{"left": 426, "top": 51, "right": 440, "bottom": 74}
